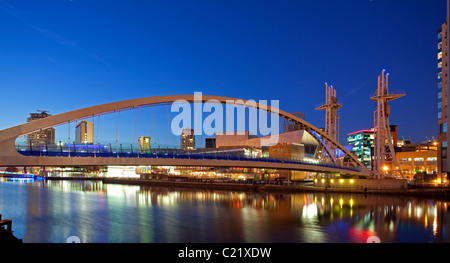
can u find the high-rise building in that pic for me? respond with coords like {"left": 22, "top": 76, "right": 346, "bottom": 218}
{"left": 181, "top": 128, "right": 195, "bottom": 150}
{"left": 26, "top": 111, "right": 55, "bottom": 146}
{"left": 139, "top": 136, "right": 151, "bottom": 152}
{"left": 75, "top": 121, "right": 94, "bottom": 144}
{"left": 437, "top": 18, "right": 449, "bottom": 183}
{"left": 346, "top": 130, "right": 375, "bottom": 169}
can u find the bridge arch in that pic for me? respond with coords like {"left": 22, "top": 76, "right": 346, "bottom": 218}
{"left": 0, "top": 94, "right": 368, "bottom": 175}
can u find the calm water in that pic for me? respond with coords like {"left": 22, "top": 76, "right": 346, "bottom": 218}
{"left": 1, "top": 179, "right": 449, "bottom": 243}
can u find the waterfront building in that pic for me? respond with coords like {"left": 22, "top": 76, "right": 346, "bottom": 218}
{"left": 75, "top": 121, "right": 94, "bottom": 144}
{"left": 215, "top": 130, "right": 316, "bottom": 148}
{"left": 269, "top": 142, "right": 306, "bottom": 180}
{"left": 181, "top": 128, "right": 195, "bottom": 150}
{"left": 438, "top": 20, "right": 450, "bottom": 183}
{"left": 346, "top": 126, "right": 398, "bottom": 170}
{"left": 395, "top": 140, "right": 438, "bottom": 180}
{"left": 346, "top": 129, "right": 375, "bottom": 169}
{"left": 106, "top": 166, "right": 139, "bottom": 178}
{"left": 269, "top": 143, "right": 304, "bottom": 161}
{"left": 138, "top": 136, "right": 151, "bottom": 152}
{"left": 26, "top": 111, "right": 55, "bottom": 146}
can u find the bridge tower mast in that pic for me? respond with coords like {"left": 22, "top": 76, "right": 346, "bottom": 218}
{"left": 315, "top": 83, "right": 342, "bottom": 160}
{"left": 370, "top": 70, "right": 405, "bottom": 179}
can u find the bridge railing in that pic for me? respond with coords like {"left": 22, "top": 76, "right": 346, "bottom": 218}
{"left": 15, "top": 144, "right": 361, "bottom": 172}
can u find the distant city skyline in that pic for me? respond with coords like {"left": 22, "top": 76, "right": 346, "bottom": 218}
{"left": 0, "top": 0, "right": 446, "bottom": 146}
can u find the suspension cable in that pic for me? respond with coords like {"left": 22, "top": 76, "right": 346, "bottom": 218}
{"left": 68, "top": 120, "right": 71, "bottom": 157}
{"left": 115, "top": 110, "right": 120, "bottom": 157}
{"left": 68, "top": 120, "right": 70, "bottom": 143}
{"left": 166, "top": 105, "right": 170, "bottom": 148}
{"left": 134, "top": 107, "right": 139, "bottom": 151}
{"left": 151, "top": 105, "right": 155, "bottom": 148}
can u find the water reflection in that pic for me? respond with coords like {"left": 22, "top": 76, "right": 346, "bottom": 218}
{"left": 0, "top": 180, "right": 449, "bottom": 243}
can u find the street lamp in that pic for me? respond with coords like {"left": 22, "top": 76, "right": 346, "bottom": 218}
{"left": 383, "top": 165, "right": 389, "bottom": 177}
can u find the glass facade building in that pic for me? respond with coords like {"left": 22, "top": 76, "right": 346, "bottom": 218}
{"left": 347, "top": 130, "right": 374, "bottom": 169}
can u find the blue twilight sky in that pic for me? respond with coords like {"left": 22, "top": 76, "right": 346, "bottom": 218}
{"left": 0, "top": 0, "right": 446, "bottom": 146}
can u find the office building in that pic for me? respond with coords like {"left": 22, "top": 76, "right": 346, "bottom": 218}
{"left": 347, "top": 130, "right": 375, "bottom": 169}
{"left": 181, "top": 128, "right": 195, "bottom": 150}
{"left": 75, "top": 121, "right": 94, "bottom": 144}
{"left": 26, "top": 111, "right": 55, "bottom": 146}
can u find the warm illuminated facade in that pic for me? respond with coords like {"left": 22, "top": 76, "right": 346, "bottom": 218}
{"left": 138, "top": 136, "right": 151, "bottom": 152}
{"left": 181, "top": 128, "right": 195, "bottom": 150}
{"left": 396, "top": 152, "right": 437, "bottom": 179}
{"left": 75, "top": 121, "right": 94, "bottom": 144}
{"left": 269, "top": 143, "right": 304, "bottom": 161}
{"left": 395, "top": 141, "right": 438, "bottom": 180}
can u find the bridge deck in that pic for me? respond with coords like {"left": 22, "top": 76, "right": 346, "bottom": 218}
{"left": 9, "top": 148, "right": 364, "bottom": 176}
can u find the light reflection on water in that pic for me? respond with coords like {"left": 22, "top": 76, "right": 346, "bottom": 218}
{"left": 0, "top": 179, "right": 449, "bottom": 243}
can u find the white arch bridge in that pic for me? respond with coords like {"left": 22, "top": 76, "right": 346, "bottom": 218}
{"left": 0, "top": 95, "right": 369, "bottom": 177}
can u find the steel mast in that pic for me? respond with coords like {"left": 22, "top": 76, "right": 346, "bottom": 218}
{"left": 370, "top": 70, "right": 405, "bottom": 179}
{"left": 315, "top": 83, "right": 342, "bottom": 160}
